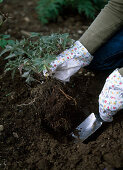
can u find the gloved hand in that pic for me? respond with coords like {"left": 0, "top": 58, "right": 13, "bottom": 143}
{"left": 99, "top": 69, "right": 123, "bottom": 122}
{"left": 43, "top": 41, "right": 93, "bottom": 82}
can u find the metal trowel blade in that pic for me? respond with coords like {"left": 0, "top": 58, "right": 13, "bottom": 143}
{"left": 71, "top": 113, "right": 103, "bottom": 141}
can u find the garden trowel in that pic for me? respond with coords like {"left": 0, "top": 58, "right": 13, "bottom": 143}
{"left": 71, "top": 113, "right": 103, "bottom": 141}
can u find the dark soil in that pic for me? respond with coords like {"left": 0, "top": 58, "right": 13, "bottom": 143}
{"left": 0, "top": 0, "right": 123, "bottom": 170}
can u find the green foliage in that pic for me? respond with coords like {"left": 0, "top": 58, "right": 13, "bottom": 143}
{"left": 0, "top": 0, "right": 3, "bottom": 3}
{"left": 36, "top": 0, "right": 107, "bottom": 24}
{"left": 0, "top": 33, "right": 74, "bottom": 84}
{"left": 36, "top": 0, "right": 64, "bottom": 24}
{"left": 0, "top": 35, "right": 15, "bottom": 48}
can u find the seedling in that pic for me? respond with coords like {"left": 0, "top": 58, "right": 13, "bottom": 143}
{"left": 0, "top": 33, "right": 74, "bottom": 84}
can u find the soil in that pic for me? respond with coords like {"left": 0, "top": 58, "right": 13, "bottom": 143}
{"left": 0, "top": 0, "right": 123, "bottom": 170}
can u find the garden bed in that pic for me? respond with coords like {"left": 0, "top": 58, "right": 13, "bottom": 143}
{"left": 0, "top": 0, "right": 123, "bottom": 170}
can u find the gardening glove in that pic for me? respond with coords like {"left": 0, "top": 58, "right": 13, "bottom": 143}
{"left": 43, "top": 41, "right": 93, "bottom": 82}
{"left": 99, "top": 69, "right": 123, "bottom": 122}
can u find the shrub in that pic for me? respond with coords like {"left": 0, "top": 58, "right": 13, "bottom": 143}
{"left": 0, "top": 33, "right": 74, "bottom": 84}
{"left": 36, "top": 0, "right": 107, "bottom": 24}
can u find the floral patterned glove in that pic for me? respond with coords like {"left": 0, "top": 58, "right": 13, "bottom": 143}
{"left": 43, "top": 41, "right": 93, "bottom": 82}
{"left": 99, "top": 69, "right": 123, "bottom": 122}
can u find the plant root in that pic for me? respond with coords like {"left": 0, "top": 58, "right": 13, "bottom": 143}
{"left": 59, "top": 88, "right": 77, "bottom": 106}
{"left": 17, "top": 97, "right": 38, "bottom": 107}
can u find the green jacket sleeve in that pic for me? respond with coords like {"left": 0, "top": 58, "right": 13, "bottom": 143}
{"left": 119, "top": 68, "right": 123, "bottom": 76}
{"left": 79, "top": 0, "right": 123, "bottom": 54}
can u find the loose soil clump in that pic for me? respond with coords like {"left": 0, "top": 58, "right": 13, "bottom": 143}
{"left": 14, "top": 72, "right": 91, "bottom": 135}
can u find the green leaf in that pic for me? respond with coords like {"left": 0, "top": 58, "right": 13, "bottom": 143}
{"left": 0, "top": 39, "right": 7, "bottom": 48}
{"left": 0, "top": 34, "right": 10, "bottom": 39}
{"left": 30, "top": 32, "right": 40, "bottom": 37}
{"left": 0, "top": 47, "right": 11, "bottom": 56}
{"left": 5, "top": 53, "right": 16, "bottom": 59}
{"left": 25, "top": 75, "right": 35, "bottom": 84}
{"left": 0, "top": 0, "right": 3, "bottom": 3}
{"left": 7, "top": 40, "right": 15, "bottom": 45}
{"left": 0, "top": 35, "right": 15, "bottom": 48}
{"left": 4, "top": 67, "right": 12, "bottom": 72}
{"left": 22, "top": 71, "right": 30, "bottom": 78}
